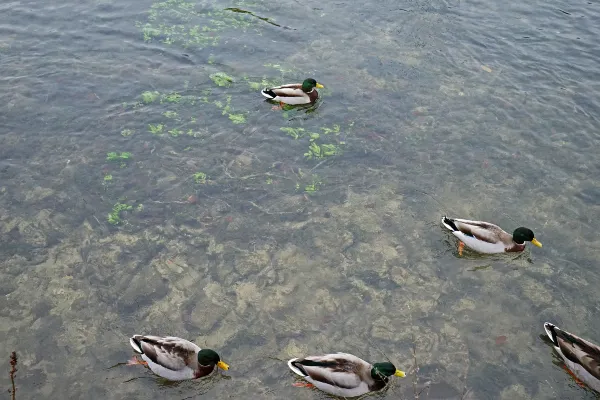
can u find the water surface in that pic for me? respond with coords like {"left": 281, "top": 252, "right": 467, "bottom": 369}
{"left": 1, "top": 0, "right": 599, "bottom": 399}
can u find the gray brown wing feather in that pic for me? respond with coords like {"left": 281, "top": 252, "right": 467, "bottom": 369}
{"left": 275, "top": 83, "right": 302, "bottom": 89}
{"left": 134, "top": 335, "right": 199, "bottom": 371}
{"left": 452, "top": 219, "right": 509, "bottom": 244}
{"left": 271, "top": 87, "right": 306, "bottom": 97}
{"left": 555, "top": 329, "right": 600, "bottom": 380}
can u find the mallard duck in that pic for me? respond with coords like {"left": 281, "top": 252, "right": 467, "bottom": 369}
{"left": 441, "top": 216, "right": 542, "bottom": 255}
{"left": 128, "top": 335, "right": 229, "bottom": 381}
{"left": 260, "top": 78, "right": 324, "bottom": 106}
{"left": 543, "top": 322, "right": 600, "bottom": 393}
{"left": 287, "top": 352, "right": 405, "bottom": 397}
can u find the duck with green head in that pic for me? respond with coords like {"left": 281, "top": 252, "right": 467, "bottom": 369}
{"left": 441, "top": 216, "right": 542, "bottom": 255}
{"left": 260, "top": 78, "right": 324, "bottom": 107}
{"left": 128, "top": 335, "right": 229, "bottom": 381}
{"left": 287, "top": 352, "right": 405, "bottom": 397}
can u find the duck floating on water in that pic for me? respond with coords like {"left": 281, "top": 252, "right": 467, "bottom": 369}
{"left": 128, "top": 335, "right": 229, "bottom": 381}
{"left": 261, "top": 78, "right": 324, "bottom": 107}
{"left": 287, "top": 352, "right": 405, "bottom": 397}
{"left": 441, "top": 216, "right": 542, "bottom": 255}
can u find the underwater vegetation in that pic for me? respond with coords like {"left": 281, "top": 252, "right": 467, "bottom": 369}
{"left": 210, "top": 72, "right": 234, "bottom": 87}
{"left": 193, "top": 172, "right": 207, "bottom": 184}
{"left": 113, "top": 2, "right": 355, "bottom": 217}
{"left": 281, "top": 123, "right": 350, "bottom": 160}
{"left": 297, "top": 174, "right": 322, "bottom": 194}
{"left": 107, "top": 202, "right": 133, "bottom": 225}
{"left": 106, "top": 152, "right": 132, "bottom": 161}
{"left": 136, "top": 0, "right": 264, "bottom": 48}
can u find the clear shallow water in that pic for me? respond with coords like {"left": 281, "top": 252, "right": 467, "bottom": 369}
{"left": 1, "top": 0, "right": 599, "bottom": 398}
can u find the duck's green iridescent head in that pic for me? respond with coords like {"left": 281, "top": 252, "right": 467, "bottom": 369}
{"left": 513, "top": 227, "right": 542, "bottom": 247}
{"left": 197, "top": 349, "right": 229, "bottom": 370}
{"left": 302, "top": 78, "right": 324, "bottom": 92}
{"left": 371, "top": 362, "right": 406, "bottom": 380}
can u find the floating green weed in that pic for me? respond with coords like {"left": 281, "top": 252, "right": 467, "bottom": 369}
{"left": 201, "top": 89, "right": 212, "bottom": 103}
{"left": 136, "top": 0, "right": 260, "bottom": 49}
{"left": 142, "top": 91, "right": 160, "bottom": 104}
{"left": 104, "top": 174, "right": 113, "bottom": 182}
{"left": 213, "top": 95, "right": 247, "bottom": 124}
{"left": 121, "top": 129, "right": 133, "bottom": 137}
{"left": 320, "top": 124, "right": 341, "bottom": 135}
{"left": 141, "top": 91, "right": 160, "bottom": 103}
{"left": 228, "top": 113, "right": 246, "bottom": 124}
{"left": 107, "top": 202, "right": 133, "bottom": 225}
{"left": 168, "top": 128, "right": 182, "bottom": 137}
{"left": 210, "top": 72, "right": 234, "bottom": 87}
{"left": 244, "top": 76, "right": 282, "bottom": 91}
{"left": 193, "top": 171, "right": 207, "bottom": 184}
{"left": 280, "top": 127, "right": 306, "bottom": 139}
{"left": 106, "top": 152, "right": 132, "bottom": 161}
{"left": 296, "top": 174, "right": 322, "bottom": 194}
{"left": 163, "top": 110, "right": 179, "bottom": 119}
{"left": 162, "top": 92, "right": 182, "bottom": 103}
{"left": 304, "top": 142, "right": 340, "bottom": 159}
{"left": 280, "top": 123, "right": 347, "bottom": 159}
{"left": 148, "top": 124, "right": 164, "bottom": 135}
{"left": 264, "top": 63, "right": 296, "bottom": 75}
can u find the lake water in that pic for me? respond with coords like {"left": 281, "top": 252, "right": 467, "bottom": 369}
{"left": 1, "top": 0, "right": 599, "bottom": 398}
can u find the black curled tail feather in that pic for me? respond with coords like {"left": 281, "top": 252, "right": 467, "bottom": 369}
{"left": 291, "top": 360, "right": 309, "bottom": 376}
{"left": 442, "top": 216, "right": 459, "bottom": 231}
{"left": 544, "top": 322, "right": 559, "bottom": 346}
{"left": 261, "top": 89, "right": 277, "bottom": 98}
{"left": 129, "top": 336, "right": 144, "bottom": 354}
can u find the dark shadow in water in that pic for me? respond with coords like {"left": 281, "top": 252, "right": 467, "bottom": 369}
{"left": 224, "top": 7, "right": 296, "bottom": 30}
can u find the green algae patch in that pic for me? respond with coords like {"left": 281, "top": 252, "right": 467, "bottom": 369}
{"left": 228, "top": 113, "right": 246, "bottom": 124}
{"left": 210, "top": 72, "right": 234, "bottom": 87}
{"left": 141, "top": 91, "right": 160, "bottom": 104}
{"left": 106, "top": 152, "right": 132, "bottom": 162}
{"left": 193, "top": 172, "right": 207, "bottom": 184}
{"left": 107, "top": 202, "right": 133, "bottom": 225}
{"left": 279, "top": 123, "right": 348, "bottom": 160}
{"left": 295, "top": 173, "right": 322, "bottom": 194}
{"left": 136, "top": 0, "right": 262, "bottom": 49}
{"left": 212, "top": 95, "right": 248, "bottom": 125}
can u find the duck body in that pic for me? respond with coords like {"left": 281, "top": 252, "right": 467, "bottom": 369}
{"left": 287, "top": 352, "right": 405, "bottom": 397}
{"left": 441, "top": 216, "right": 542, "bottom": 254}
{"left": 129, "top": 335, "right": 228, "bottom": 381}
{"left": 544, "top": 322, "right": 600, "bottom": 393}
{"left": 261, "top": 78, "right": 323, "bottom": 105}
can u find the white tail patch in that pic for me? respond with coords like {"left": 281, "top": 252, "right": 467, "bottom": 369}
{"left": 544, "top": 322, "right": 557, "bottom": 344}
{"left": 441, "top": 216, "right": 456, "bottom": 231}
{"left": 129, "top": 336, "right": 143, "bottom": 354}
{"left": 260, "top": 90, "right": 274, "bottom": 99}
{"left": 287, "top": 358, "right": 306, "bottom": 377}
